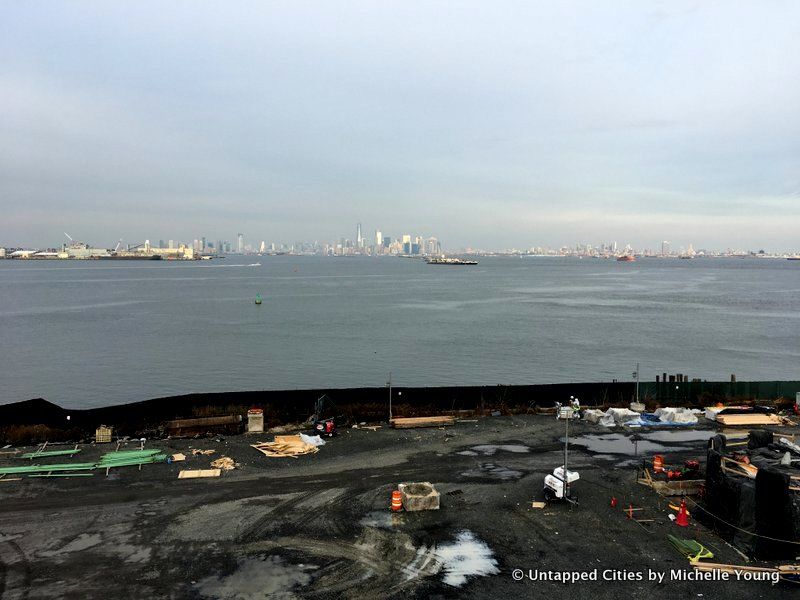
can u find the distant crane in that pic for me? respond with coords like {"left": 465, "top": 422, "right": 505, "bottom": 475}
{"left": 64, "top": 232, "right": 74, "bottom": 242}
{"left": 113, "top": 239, "right": 123, "bottom": 253}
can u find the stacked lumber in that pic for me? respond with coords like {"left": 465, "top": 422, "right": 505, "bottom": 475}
{"left": 715, "top": 413, "right": 789, "bottom": 426}
{"left": 251, "top": 435, "right": 320, "bottom": 458}
{"left": 390, "top": 416, "right": 456, "bottom": 429}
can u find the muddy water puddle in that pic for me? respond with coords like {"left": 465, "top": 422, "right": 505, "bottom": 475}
{"left": 567, "top": 431, "right": 712, "bottom": 455}
{"left": 460, "top": 462, "right": 523, "bottom": 480}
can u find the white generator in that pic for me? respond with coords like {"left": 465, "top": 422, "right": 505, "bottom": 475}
{"left": 543, "top": 466, "right": 580, "bottom": 501}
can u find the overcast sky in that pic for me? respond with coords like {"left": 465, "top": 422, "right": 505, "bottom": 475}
{"left": 1, "top": 1, "right": 799, "bottom": 251}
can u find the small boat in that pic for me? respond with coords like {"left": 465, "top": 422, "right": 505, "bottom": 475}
{"left": 255, "top": 293, "right": 262, "bottom": 305}
{"left": 616, "top": 255, "right": 635, "bottom": 262}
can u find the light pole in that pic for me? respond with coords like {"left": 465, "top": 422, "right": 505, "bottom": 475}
{"left": 564, "top": 396, "right": 579, "bottom": 499}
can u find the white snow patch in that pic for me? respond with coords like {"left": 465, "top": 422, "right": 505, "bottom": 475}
{"left": 435, "top": 531, "right": 499, "bottom": 587}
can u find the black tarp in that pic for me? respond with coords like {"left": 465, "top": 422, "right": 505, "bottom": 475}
{"left": 705, "top": 447, "right": 800, "bottom": 560}
{"left": 748, "top": 430, "right": 773, "bottom": 450}
{"left": 753, "top": 465, "right": 800, "bottom": 559}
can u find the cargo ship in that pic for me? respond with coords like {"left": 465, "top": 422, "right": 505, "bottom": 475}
{"left": 425, "top": 257, "right": 478, "bottom": 265}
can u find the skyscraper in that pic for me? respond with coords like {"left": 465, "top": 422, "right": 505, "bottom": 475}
{"left": 356, "top": 223, "right": 363, "bottom": 248}
{"left": 237, "top": 233, "right": 244, "bottom": 254}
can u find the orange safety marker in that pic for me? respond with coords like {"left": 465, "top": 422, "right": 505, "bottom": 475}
{"left": 391, "top": 489, "right": 403, "bottom": 512}
{"left": 653, "top": 455, "right": 664, "bottom": 473}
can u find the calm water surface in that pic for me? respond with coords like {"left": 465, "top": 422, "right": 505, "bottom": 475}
{"left": 1, "top": 256, "right": 798, "bottom": 408}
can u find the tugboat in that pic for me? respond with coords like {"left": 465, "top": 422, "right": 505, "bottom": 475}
{"left": 255, "top": 293, "right": 262, "bottom": 305}
{"left": 616, "top": 255, "right": 636, "bottom": 262}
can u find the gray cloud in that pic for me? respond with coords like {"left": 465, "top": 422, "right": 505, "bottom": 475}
{"left": 1, "top": 1, "right": 799, "bottom": 251}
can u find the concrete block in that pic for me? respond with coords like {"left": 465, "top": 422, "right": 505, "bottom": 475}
{"left": 398, "top": 482, "right": 440, "bottom": 511}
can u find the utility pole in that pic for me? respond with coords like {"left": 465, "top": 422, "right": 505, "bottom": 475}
{"left": 635, "top": 362, "right": 640, "bottom": 404}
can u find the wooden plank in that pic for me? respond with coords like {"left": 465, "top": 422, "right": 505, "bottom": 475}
{"left": 390, "top": 416, "right": 456, "bottom": 429}
{"left": 716, "top": 414, "right": 784, "bottom": 426}
{"left": 649, "top": 479, "right": 704, "bottom": 496}
{"left": 178, "top": 469, "right": 221, "bottom": 479}
{"left": 720, "top": 457, "right": 758, "bottom": 479}
{"left": 693, "top": 562, "right": 778, "bottom": 573}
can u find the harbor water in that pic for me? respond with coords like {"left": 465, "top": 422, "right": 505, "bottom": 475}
{"left": 1, "top": 256, "right": 798, "bottom": 408}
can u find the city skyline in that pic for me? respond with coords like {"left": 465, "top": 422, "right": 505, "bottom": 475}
{"left": 1, "top": 3, "right": 799, "bottom": 250}
{"left": 3, "top": 224, "right": 798, "bottom": 258}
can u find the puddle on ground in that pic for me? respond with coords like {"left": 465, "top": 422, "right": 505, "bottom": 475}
{"left": 461, "top": 463, "right": 523, "bottom": 480}
{"left": 566, "top": 434, "right": 669, "bottom": 455}
{"left": 567, "top": 431, "right": 712, "bottom": 455}
{"left": 592, "top": 454, "right": 617, "bottom": 461}
{"left": 196, "top": 556, "right": 316, "bottom": 600}
{"left": 359, "top": 511, "right": 402, "bottom": 530}
{"left": 641, "top": 430, "right": 713, "bottom": 443}
{"left": 435, "top": 531, "right": 500, "bottom": 587}
{"left": 458, "top": 444, "right": 530, "bottom": 456}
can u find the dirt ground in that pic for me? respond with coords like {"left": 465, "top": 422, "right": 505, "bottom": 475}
{"left": 0, "top": 415, "right": 796, "bottom": 599}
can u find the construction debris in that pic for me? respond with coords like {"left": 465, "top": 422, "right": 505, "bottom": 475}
{"left": 171, "top": 453, "right": 186, "bottom": 462}
{"left": 178, "top": 469, "right": 222, "bottom": 479}
{"left": 352, "top": 424, "right": 382, "bottom": 431}
{"left": 210, "top": 456, "right": 236, "bottom": 470}
{"left": 390, "top": 416, "right": 455, "bottom": 429}
{"left": 251, "top": 435, "right": 321, "bottom": 458}
{"left": 191, "top": 449, "right": 216, "bottom": 456}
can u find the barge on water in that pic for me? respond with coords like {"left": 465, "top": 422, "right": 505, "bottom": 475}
{"left": 425, "top": 257, "right": 478, "bottom": 265}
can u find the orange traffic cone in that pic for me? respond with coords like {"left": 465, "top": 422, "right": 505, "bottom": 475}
{"left": 675, "top": 499, "right": 690, "bottom": 527}
{"left": 391, "top": 489, "right": 403, "bottom": 512}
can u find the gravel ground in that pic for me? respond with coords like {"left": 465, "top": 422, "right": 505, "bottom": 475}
{"left": 0, "top": 415, "right": 796, "bottom": 599}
